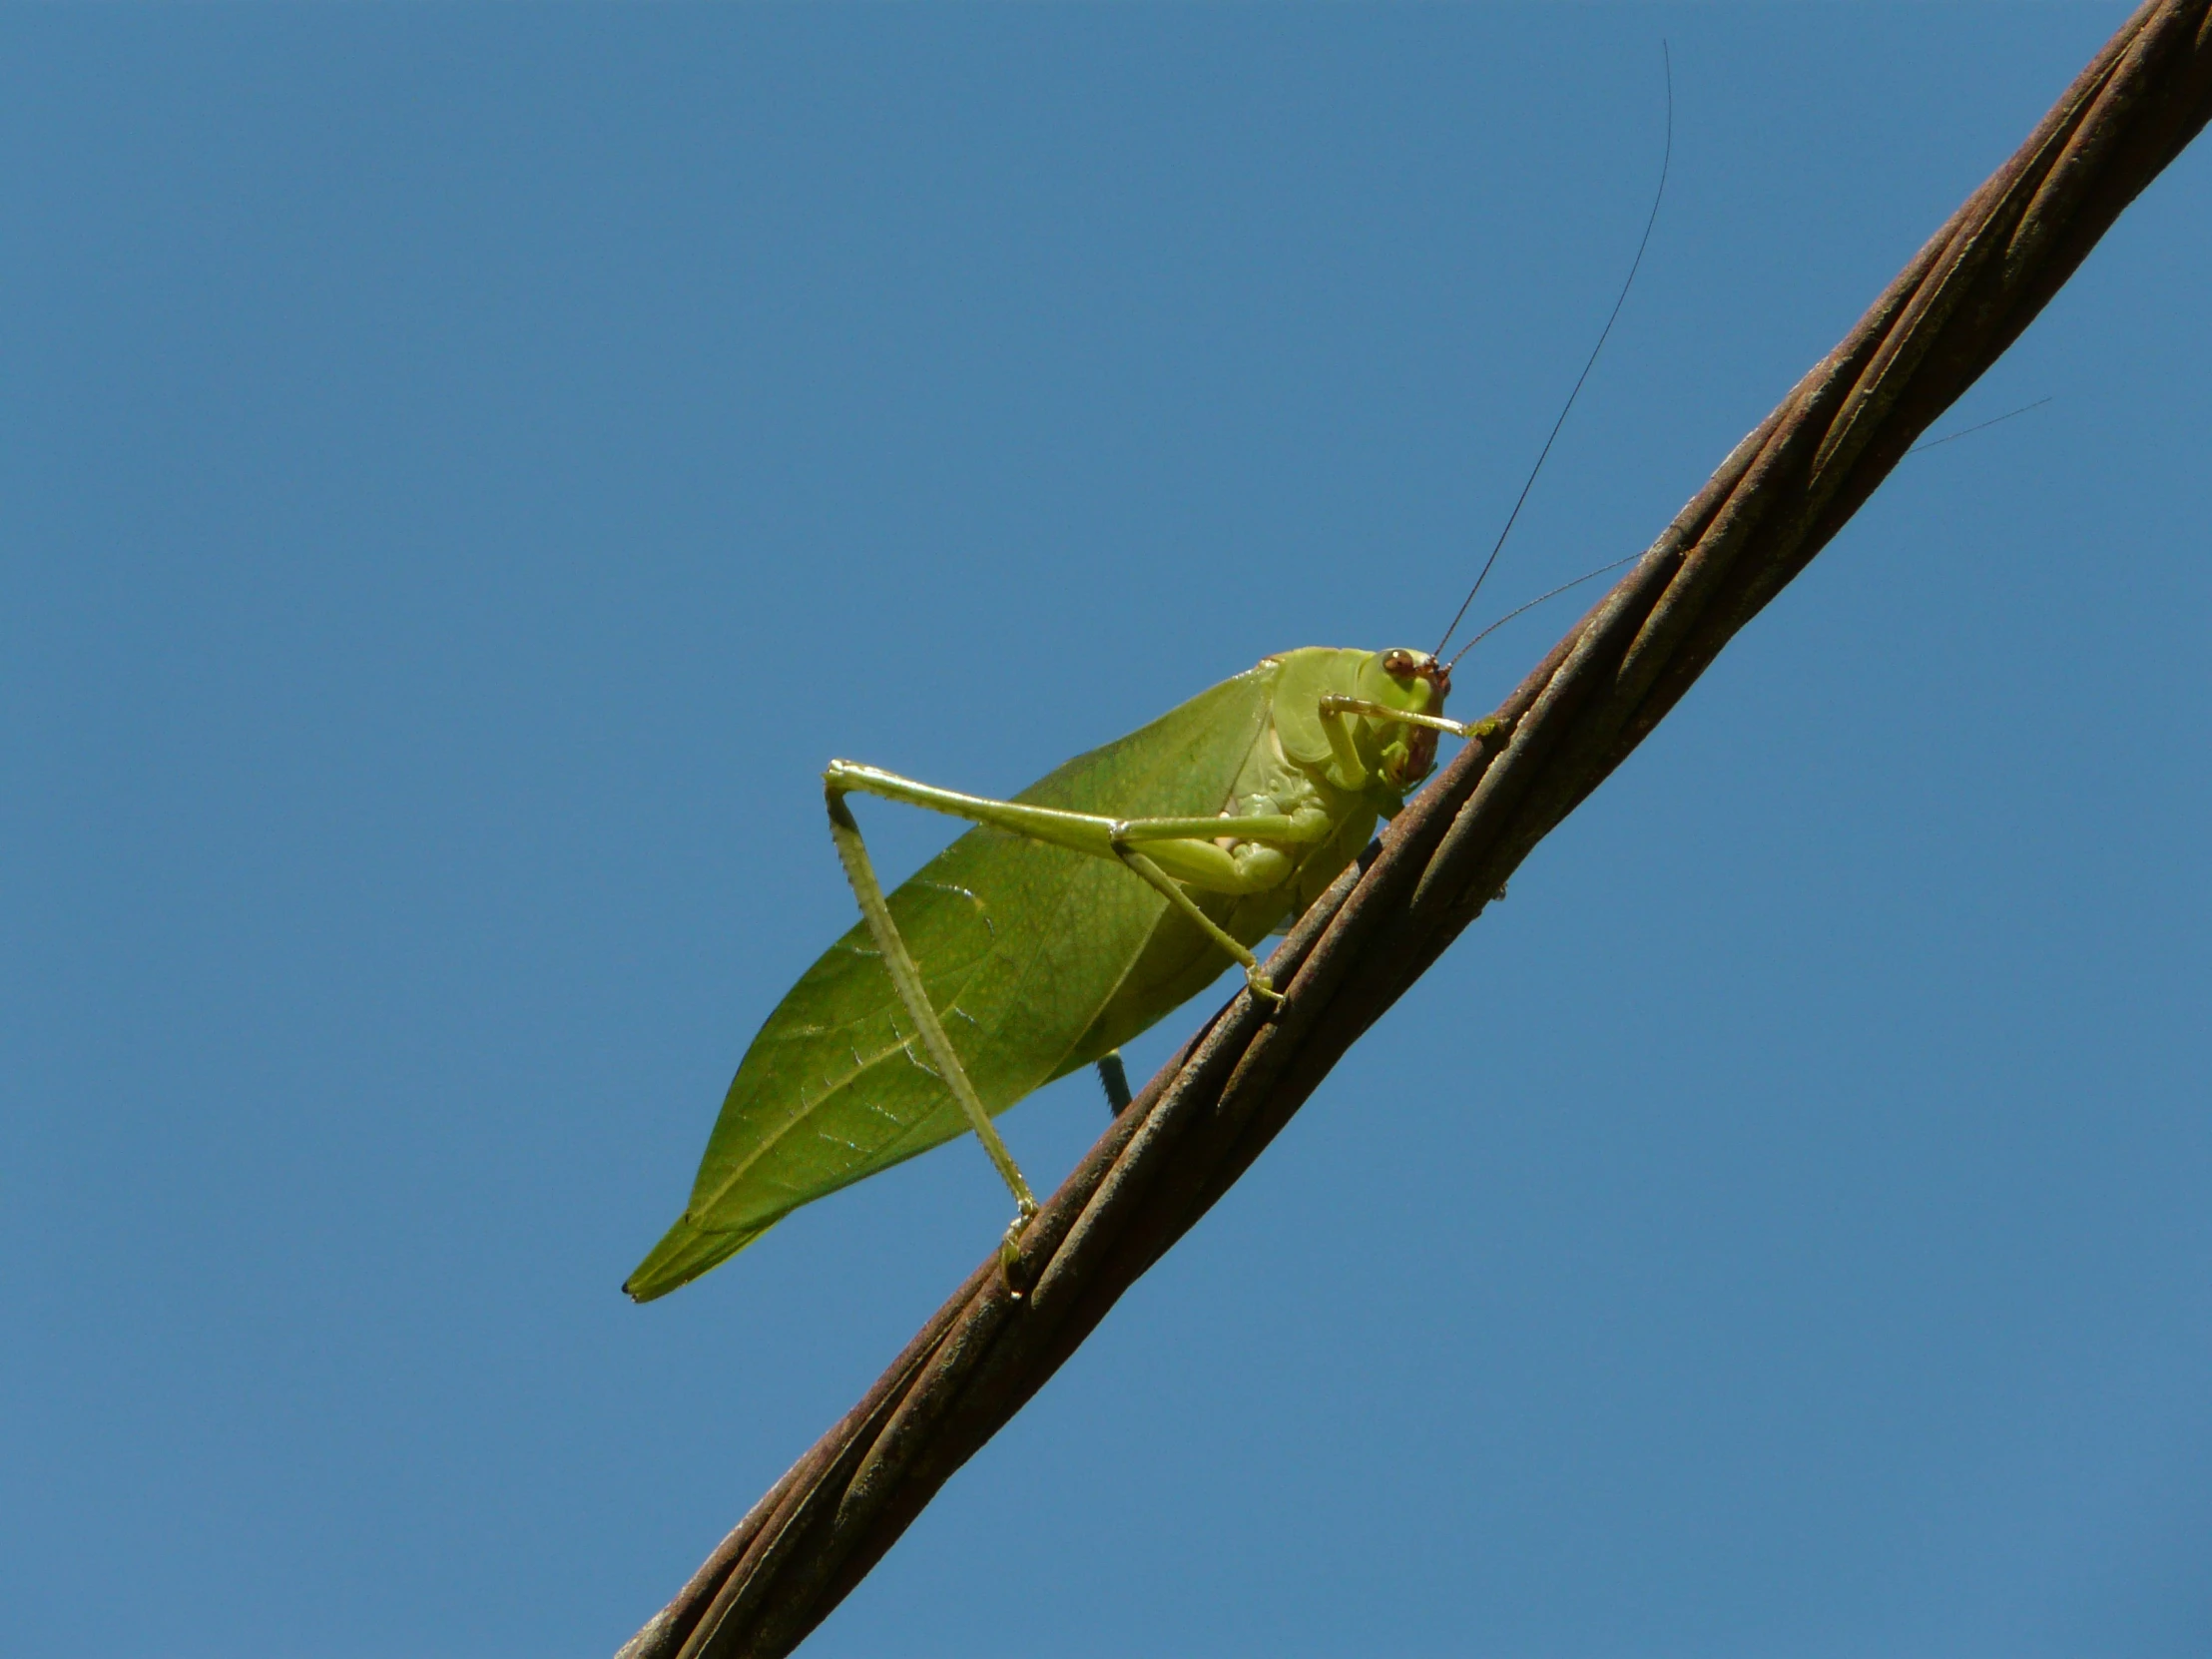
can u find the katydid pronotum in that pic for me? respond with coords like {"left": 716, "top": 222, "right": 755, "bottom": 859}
{"left": 625, "top": 62, "right": 1674, "bottom": 1305}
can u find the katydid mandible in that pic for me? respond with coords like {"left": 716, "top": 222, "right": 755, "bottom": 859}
{"left": 623, "top": 647, "right": 1497, "bottom": 1301}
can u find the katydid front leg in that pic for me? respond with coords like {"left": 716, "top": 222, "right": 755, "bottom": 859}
{"left": 1316, "top": 695, "right": 1502, "bottom": 742}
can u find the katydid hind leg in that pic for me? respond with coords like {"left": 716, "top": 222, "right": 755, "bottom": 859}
{"left": 830, "top": 757, "right": 1311, "bottom": 1005}
{"left": 818, "top": 753, "right": 1321, "bottom": 1269}
{"left": 824, "top": 786, "right": 1039, "bottom": 1269}
{"left": 827, "top": 758, "right": 1323, "bottom": 894}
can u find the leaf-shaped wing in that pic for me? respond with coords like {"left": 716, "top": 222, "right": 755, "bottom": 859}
{"left": 626, "top": 663, "right": 1284, "bottom": 1299}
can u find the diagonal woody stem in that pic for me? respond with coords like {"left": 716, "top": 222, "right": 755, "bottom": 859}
{"left": 620, "top": 5, "right": 2212, "bottom": 1655}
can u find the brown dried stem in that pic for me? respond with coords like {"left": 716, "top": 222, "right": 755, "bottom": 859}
{"left": 620, "top": 5, "right": 2212, "bottom": 1655}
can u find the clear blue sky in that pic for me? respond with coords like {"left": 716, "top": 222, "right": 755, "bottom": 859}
{"left": 6, "top": 7, "right": 2207, "bottom": 1656}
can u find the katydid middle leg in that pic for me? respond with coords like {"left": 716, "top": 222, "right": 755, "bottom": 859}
{"left": 1097, "top": 1051, "right": 1133, "bottom": 1116}
{"left": 1108, "top": 842, "right": 1287, "bottom": 1005}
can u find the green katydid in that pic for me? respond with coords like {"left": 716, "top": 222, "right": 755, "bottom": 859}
{"left": 623, "top": 647, "right": 1497, "bottom": 1301}
{"left": 625, "top": 69, "right": 1672, "bottom": 1305}
{"left": 622, "top": 524, "right": 1645, "bottom": 1308}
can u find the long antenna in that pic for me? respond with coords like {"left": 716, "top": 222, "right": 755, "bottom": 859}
{"left": 1433, "top": 43, "right": 1674, "bottom": 663}
{"left": 1445, "top": 549, "right": 1643, "bottom": 672}
{"left": 1907, "top": 396, "right": 2052, "bottom": 454}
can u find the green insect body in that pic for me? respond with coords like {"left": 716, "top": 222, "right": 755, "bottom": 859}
{"left": 625, "top": 645, "right": 1479, "bottom": 1301}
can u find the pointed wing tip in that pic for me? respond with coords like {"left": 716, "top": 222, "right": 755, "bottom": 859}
{"left": 622, "top": 1214, "right": 773, "bottom": 1303}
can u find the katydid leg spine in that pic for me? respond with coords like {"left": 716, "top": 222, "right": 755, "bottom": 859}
{"left": 1097, "top": 1051, "right": 1134, "bottom": 1116}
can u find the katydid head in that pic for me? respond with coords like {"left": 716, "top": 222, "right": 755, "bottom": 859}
{"left": 1365, "top": 647, "right": 1451, "bottom": 790}
{"left": 1273, "top": 645, "right": 1452, "bottom": 800}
